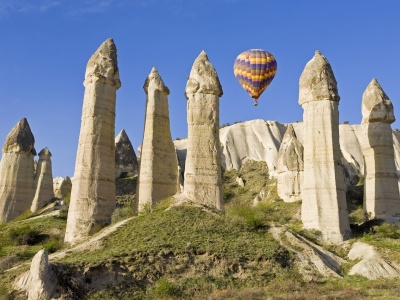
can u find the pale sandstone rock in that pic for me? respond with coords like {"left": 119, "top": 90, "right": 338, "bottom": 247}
{"left": 339, "top": 124, "right": 364, "bottom": 185}
{"left": 348, "top": 242, "right": 400, "bottom": 279}
{"left": 360, "top": 79, "right": 400, "bottom": 219}
{"left": 236, "top": 176, "right": 245, "bottom": 187}
{"left": 252, "top": 188, "right": 265, "bottom": 206}
{"left": 0, "top": 118, "right": 36, "bottom": 223}
{"left": 136, "top": 68, "right": 179, "bottom": 211}
{"left": 65, "top": 38, "right": 121, "bottom": 244}
{"left": 299, "top": 50, "right": 350, "bottom": 243}
{"left": 276, "top": 124, "right": 304, "bottom": 202}
{"left": 184, "top": 51, "right": 223, "bottom": 211}
{"left": 31, "top": 148, "right": 55, "bottom": 212}
{"left": 220, "top": 120, "right": 287, "bottom": 175}
{"left": 392, "top": 130, "right": 400, "bottom": 191}
{"left": 115, "top": 129, "right": 138, "bottom": 178}
{"left": 53, "top": 176, "right": 72, "bottom": 199}
{"left": 270, "top": 226, "right": 345, "bottom": 280}
{"left": 174, "top": 120, "right": 400, "bottom": 208}
{"left": 15, "top": 249, "right": 57, "bottom": 300}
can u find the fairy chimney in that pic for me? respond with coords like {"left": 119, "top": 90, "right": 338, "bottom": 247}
{"left": 184, "top": 51, "right": 224, "bottom": 211}
{"left": 0, "top": 118, "right": 36, "bottom": 222}
{"left": 64, "top": 38, "right": 121, "bottom": 244}
{"left": 136, "top": 68, "right": 179, "bottom": 211}
{"left": 299, "top": 50, "right": 351, "bottom": 243}
{"left": 361, "top": 79, "right": 400, "bottom": 219}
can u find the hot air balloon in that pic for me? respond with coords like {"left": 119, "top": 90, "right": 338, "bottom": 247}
{"left": 233, "top": 49, "right": 277, "bottom": 106}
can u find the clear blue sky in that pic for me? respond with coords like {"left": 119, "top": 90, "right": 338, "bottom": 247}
{"left": 1, "top": 0, "right": 399, "bottom": 177}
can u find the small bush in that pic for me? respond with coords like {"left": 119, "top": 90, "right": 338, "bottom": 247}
{"left": 43, "top": 237, "right": 62, "bottom": 253}
{"left": 112, "top": 203, "right": 136, "bottom": 223}
{"left": 229, "top": 206, "right": 264, "bottom": 230}
{"left": 9, "top": 226, "right": 41, "bottom": 246}
{"left": 374, "top": 223, "right": 400, "bottom": 239}
{"left": 153, "top": 278, "right": 182, "bottom": 298}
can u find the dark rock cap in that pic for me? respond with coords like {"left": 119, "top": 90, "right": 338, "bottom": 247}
{"left": 3, "top": 118, "right": 35, "bottom": 154}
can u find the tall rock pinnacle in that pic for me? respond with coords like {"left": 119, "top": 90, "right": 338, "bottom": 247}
{"left": 136, "top": 68, "right": 179, "bottom": 211}
{"left": 184, "top": 51, "right": 224, "bottom": 211}
{"left": 115, "top": 129, "right": 138, "bottom": 178}
{"left": 0, "top": 118, "right": 36, "bottom": 222}
{"left": 31, "top": 148, "right": 55, "bottom": 212}
{"left": 299, "top": 51, "right": 350, "bottom": 243}
{"left": 64, "top": 39, "right": 120, "bottom": 244}
{"left": 276, "top": 124, "right": 304, "bottom": 202}
{"left": 361, "top": 79, "right": 400, "bottom": 219}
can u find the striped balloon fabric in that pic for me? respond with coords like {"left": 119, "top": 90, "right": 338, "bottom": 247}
{"left": 233, "top": 49, "right": 277, "bottom": 106}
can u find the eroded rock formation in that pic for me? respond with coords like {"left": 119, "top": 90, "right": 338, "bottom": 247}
{"left": 65, "top": 38, "right": 121, "bottom": 244}
{"left": 0, "top": 118, "right": 36, "bottom": 222}
{"left": 299, "top": 50, "right": 350, "bottom": 243}
{"left": 184, "top": 51, "right": 223, "bottom": 211}
{"left": 15, "top": 249, "right": 57, "bottom": 300}
{"left": 136, "top": 68, "right": 179, "bottom": 211}
{"left": 115, "top": 129, "right": 138, "bottom": 178}
{"left": 276, "top": 124, "right": 304, "bottom": 202}
{"left": 348, "top": 242, "right": 400, "bottom": 279}
{"left": 31, "top": 148, "right": 55, "bottom": 212}
{"left": 360, "top": 79, "right": 400, "bottom": 219}
{"left": 53, "top": 176, "right": 72, "bottom": 199}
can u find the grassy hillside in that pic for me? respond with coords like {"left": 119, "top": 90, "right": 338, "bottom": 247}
{"left": 1, "top": 161, "right": 400, "bottom": 299}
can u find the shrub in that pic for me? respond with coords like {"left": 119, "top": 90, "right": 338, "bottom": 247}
{"left": 229, "top": 205, "right": 264, "bottom": 230}
{"left": 153, "top": 278, "right": 182, "bottom": 298}
{"left": 43, "top": 237, "right": 62, "bottom": 253}
{"left": 9, "top": 226, "right": 41, "bottom": 246}
{"left": 374, "top": 223, "right": 400, "bottom": 239}
{"left": 112, "top": 203, "right": 136, "bottom": 223}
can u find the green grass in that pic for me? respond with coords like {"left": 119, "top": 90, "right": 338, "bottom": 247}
{"left": 0, "top": 213, "right": 67, "bottom": 270}
{"left": 1, "top": 160, "right": 400, "bottom": 299}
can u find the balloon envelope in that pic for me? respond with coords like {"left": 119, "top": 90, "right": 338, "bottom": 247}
{"left": 233, "top": 49, "right": 277, "bottom": 105}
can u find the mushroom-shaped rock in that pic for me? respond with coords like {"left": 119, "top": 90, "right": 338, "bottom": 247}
{"left": 115, "top": 129, "right": 138, "bottom": 178}
{"left": 0, "top": 118, "right": 36, "bottom": 222}
{"left": 360, "top": 79, "right": 400, "bottom": 219}
{"left": 64, "top": 38, "right": 120, "bottom": 245}
{"left": 184, "top": 51, "right": 224, "bottom": 211}
{"left": 299, "top": 50, "right": 350, "bottom": 243}
{"left": 31, "top": 148, "right": 55, "bottom": 212}
{"left": 136, "top": 68, "right": 179, "bottom": 211}
{"left": 277, "top": 124, "right": 304, "bottom": 202}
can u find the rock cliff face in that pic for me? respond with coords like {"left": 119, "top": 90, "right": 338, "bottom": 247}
{"left": 298, "top": 50, "right": 350, "bottom": 243}
{"left": 115, "top": 129, "right": 138, "bottom": 178}
{"left": 0, "top": 118, "right": 36, "bottom": 222}
{"left": 220, "top": 120, "right": 287, "bottom": 175}
{"left": 183, "top": 51, "right": 223, "bottom": 211}
{"left": 64, "top": 38, "right": 121, "bottom": 244}
{"left": 360, "top": 79, "right": 400, "bottom": 219}
{"left": 31, "top": 148, "right": 55, "bottom": 212}
{"left": 276, "top": 124, "right": 304, "bottom": 202}
{"left": 136, "top": 68, "right": 179, "bottom": 211}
